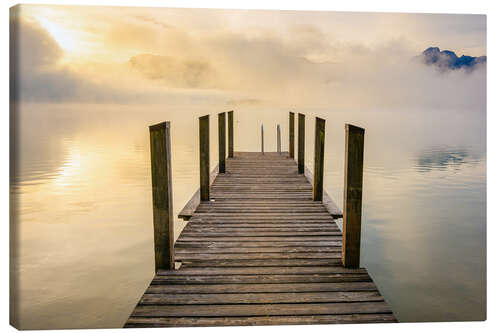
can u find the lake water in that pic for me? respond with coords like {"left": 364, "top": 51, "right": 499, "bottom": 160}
{"left": 10, "top": 103, "right": 486, "bottom": 329}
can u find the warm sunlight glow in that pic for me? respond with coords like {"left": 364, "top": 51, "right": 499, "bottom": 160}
{"left": 36, "top": 17, "right": 81, "bottom": 56}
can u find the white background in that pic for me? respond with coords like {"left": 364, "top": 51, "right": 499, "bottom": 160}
{"left": 2, "top": 0, "right": 498, "bottom": 332}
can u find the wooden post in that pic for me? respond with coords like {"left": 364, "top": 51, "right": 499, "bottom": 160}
{"left": 342, "top": 124, "right": 365, "bottom": 268}
{"left": 149, "top": 121, "right": 174, "bottom": 271}
{"left": 313, "top": 117, "right": 325, "bottom": 201}
{"left": 199, "top": 115, "right": 210, "bottom": 201}
{"left": 228, "top": 110, "right": 234, "bottom": 158}
{"left": 289, "top": 112, "right": 295, "bottom": 159}
{"left": 277, "top": 124, "right": 281, "bottom": 154}
{"left": 298, "top": 113, "right": 305, "bottom": 174}
{"left": 261, "top": 124, "right": 264, "bottom": 154}
{"left": 218, "top": 112, "right": 226, "bottom": 173}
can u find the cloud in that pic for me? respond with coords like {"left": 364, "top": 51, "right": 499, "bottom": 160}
{"left": 419, "top": 47, "right": 486, "bottom": 72}
{"left": 10, "top": 11, "right": 486, "bottom": 112}
{"left": 128, "top": 54, "right": 214, "bottom": 88}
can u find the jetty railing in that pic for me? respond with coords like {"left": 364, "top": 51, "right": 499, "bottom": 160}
{"left": 148, "top": 111, "right": 365, "bottom": 270}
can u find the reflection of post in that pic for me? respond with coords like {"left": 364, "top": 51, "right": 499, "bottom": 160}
{"left": 342, "top": 124, "right": 365, "bottom": 269}
{"left": 199, "top": 115, "right": 210, "bottom": 201}
{"left": 149, "top": 121, "right": 174, "bottom": 271}
{"left": 261, "top": 124, "right": 264, "bottom": 154}
{"left": 228, "top": 110, "right": 234, "bottom": 158}
{"left": 298, "top": 113, "right": 305, "bottom": 174}
{"left": 218, "top": 112, "right": 226, "bottom": 173}
{"left": 289, "top": 112, "right": 295, "bottom": 159}
{"left": 277, "top": 124, "right": 281, "bottom": 154}
{"left": 313, "top": 117, "right": 325, "bottom": 201}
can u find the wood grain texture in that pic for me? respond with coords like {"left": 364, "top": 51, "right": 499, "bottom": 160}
{"left": 218, "top": 112, "right": 226, "bottom": 173}
{"left": 342, "top": 124, "right": 365, "bottom": 268}
{"left": 148, "top": 121, "right": 174, "bottom": 271}
{"left": 126, "top": 151, "right": 395, "bottom": 327}
{"left": 199, "top": 115, "right": 210, "bottom": 201}
{"left": 228, "top": 110, "right": 234, "bottom": 158}
{"left": 289, "top": 112, "right": 295, "bottom": 159}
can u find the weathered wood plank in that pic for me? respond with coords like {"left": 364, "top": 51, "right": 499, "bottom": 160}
{"left": 178, "top": 164, "right": 219, "bottom": 220}
{"left": 228, "top": 110, "right": 234, "bottom": 158}
{"left": 145, "top": 281, "right": 378, "bottom": 294}
{"left": 125, "top": 313, "right": 397, "bottom": 327}
{"left": 199, "top": 115, "right": 210, "bottom": 201}
{"left": 218, "top": 112, "right": 226, "bottom": 173}
{"left": 151, "top": 274, "right": 372, "bottom": 284}
{"left": 139, "top": 291, "right": 383, "bottom": 305}
{"left": 148, "top": 121, "right": 174, "bottom": 271}
{"left": 131, "top": 301, "right": 392, "bottom": 317}
{"left": 342, "top": 124, "right": 365, "bottom": 268}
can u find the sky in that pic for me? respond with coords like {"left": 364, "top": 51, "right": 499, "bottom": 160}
{"left": 10, "top": 4, "right": 486, "bottom": 111}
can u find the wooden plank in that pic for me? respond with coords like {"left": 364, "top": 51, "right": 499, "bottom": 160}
{"left": 175, "top": 252, "right": 342, "bottom": 261}
{"left": 313, "top": 117, "right": 325, "bottom": 201}
{"left": 131, "top": 301, "right": 392, "bottom": 317}
{"left": 178, "top": 164, "right": 218, "bottom": 220}
{"left": 125, "top": 313, "right": 397, "bottom": 327}
{"left": 298, "top": 113, "right": 305, "bottom": 174}
{"left": 199, "top": 115, "right": 210, "bottom": 201}
{"left": 139, "top": 291, "right": 383, "bottom": 305}
{"left": 158, "top": 266, "right": 366, "bottom": 275}
{"left": 342, "top": 124, "right": 365, "bottom": 268}
{"left": 277, "top": 124, "right": 281, "bottom": 154}
{"left": 218, "top": 112, "right": 226, "bottom": 173}
{"left": 289, "top": 111, "right": 295, "bottom": 158}
{"left": 148, "top": 121, "right": 174, "bottom": 271}
{"left": 228, "top": 110, "right": 234, "bottom": 158}
{"left": 175, "top": 247, "right": 341, "bottom": 254}
{"left": 179, "top": 259, "right": 343, "bottom": 267}
{"left": 304, "top": 166, "right": 342, "bottom": 219}
{"left": 175, "top": 241, "right": 342, "bottom": 248}
{"left": 151, "top": 274, "right": 372, "bottom": 284}
{"left": 146, "top": 282, "right": 379, "bottom": 294}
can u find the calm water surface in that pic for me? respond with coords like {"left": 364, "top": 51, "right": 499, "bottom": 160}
{"left": 10, "top": 104, "right": 486, "bottom": 328}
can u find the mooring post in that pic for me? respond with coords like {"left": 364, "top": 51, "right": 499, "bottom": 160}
{"left": 199, "top": 115, "right": 210, "bottom": 201}
{"left": 313, "top": 117, "right": 325, "bottom": 201}
{"left": 149, "top": 121, "right": 175, "bottom": 271}
{"left": 289, "top": 112, "right": 295, "bottom": 159}
{"left": 218, "top": 112, "right": 226, "bottom": 173}
{"left": 261, "top": 124, "right": 264, "bottom": 154}
{"left": 342, "top": 124, "right": 365, "bottom": 268}
{"left": 277, "top": 124, "right": 281, "bottom": 154}
{"left": 228, "top": 110, "right": 234, "bottom": 158}
{"left": 298, "top": 113, "right": 305, "bottom": 174}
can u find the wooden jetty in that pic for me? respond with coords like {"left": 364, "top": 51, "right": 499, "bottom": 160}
{"left": 125, "top": 112, "right": 396, "bottom": 328}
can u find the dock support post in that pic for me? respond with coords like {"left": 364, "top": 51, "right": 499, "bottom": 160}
{"left": 218, "top": 112, "right": 226, "bottom": 173}
{"left": 289, "top": 112, "right": 295, "bottom": 159}
{"left": 277, "top": 124, "right": 281, "bottom": 154}
{"left": 342, "top": 124, "right": 365, "bottom": 268}
{"left": 228, "top": 110, "right": 234, "bottom": 158}
{"left": 149, "top": 121, "right": 174, "bottom": 271}
{"left": 298, "top": 113, "right": 305, "bottom": 174}
{"left": 261, "top": 124, "right": 264, "bottom": 154}
{"left": 313, "top": 117, "right": 325, "bottom": 201}
{"left": 199, "top": 115, "right": 210, "bottom": 201}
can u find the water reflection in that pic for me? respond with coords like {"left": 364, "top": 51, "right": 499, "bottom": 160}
{"left": 414, "top": 146, "right": 481, "bottom": 172}
{"left": 10, "top": 104, "right": 486, "bottom": 328}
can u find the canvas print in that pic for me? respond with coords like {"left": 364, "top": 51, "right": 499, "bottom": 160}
{"left": 9, "top": 4, "right": 486, "bottom": 330}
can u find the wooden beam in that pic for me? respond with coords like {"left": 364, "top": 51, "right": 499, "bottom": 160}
{"left": 342, "top": 124, "right": 365, "bottom": 268}
{"left": 298, "top": 113, "right": 305, "bottom": 174}
{"left": 261, "top": 124, "right": 264, "bottom": 154}
{"left": 277, "top": 124, "right": 281, "bottom": 154}
{"left": 313, "top": 117, "right": 325, "bottom": 201}
{"left": 178, "top": 164, "right": 219, "bottom": 220}
{"left": 218, "top": 112, "right": 226, "bottom": 173}
{"left": 148, "top": 121, "right": 174, "bottom": 271}
{"left": 199, "top": 115, "right": 210, "bottom": 201}
{"left": 289, "top": 112, "right": 295, "bottom": 159}
{"left": 228, "top": 111, "right": 234, "bottom": 158}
